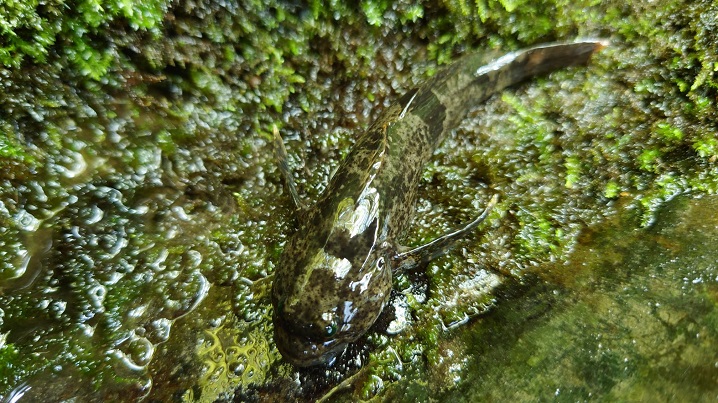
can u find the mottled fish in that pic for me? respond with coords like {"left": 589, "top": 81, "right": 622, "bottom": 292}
{"left": 272, "top": 40, "right": 606, "bottom": 366}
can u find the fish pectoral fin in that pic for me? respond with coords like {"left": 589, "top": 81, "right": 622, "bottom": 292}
{"left": 391, "top": 193, "right": 500, "bottom": 273}
{"left": 273, "top": 124, "right": 307, "bottom": 213}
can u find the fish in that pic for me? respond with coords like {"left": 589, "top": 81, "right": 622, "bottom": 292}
{"left": 271, "top": 39, "right": 607, "bottom": 366}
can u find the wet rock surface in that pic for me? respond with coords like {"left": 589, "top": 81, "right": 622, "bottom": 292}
{"left": 1, "top": 0, "right": 717, "bottom": 401}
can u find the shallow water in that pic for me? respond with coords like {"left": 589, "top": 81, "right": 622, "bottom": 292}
{"left": 437, "top": 194, "right": 718, "bottom": 401}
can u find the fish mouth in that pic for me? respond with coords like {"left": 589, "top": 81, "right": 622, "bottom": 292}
{"left": 273, "top": 319, "right": 348, "bottom": 367}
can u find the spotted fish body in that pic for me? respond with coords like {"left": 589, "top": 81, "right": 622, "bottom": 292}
{"left": 272, "top": 40, "right": 606, "bottom": 366}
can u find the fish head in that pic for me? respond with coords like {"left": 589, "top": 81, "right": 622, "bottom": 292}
{"left": 271, "top": 193, "right": 393, "bottom": 366}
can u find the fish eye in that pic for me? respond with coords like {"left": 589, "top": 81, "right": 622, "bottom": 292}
{"left": 376, "top": 256, "right": 385, "bottom": 270}
{"left": 325, "top": 322, "right": 337, "bottom": 336}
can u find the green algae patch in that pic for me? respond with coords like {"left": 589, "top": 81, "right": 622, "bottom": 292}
{"left": 1, "top": 0, "right": 718, "bottom": 401}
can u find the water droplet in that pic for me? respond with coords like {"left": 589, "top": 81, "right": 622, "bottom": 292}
{"left": 28, "top": 181, "right": 48, "bottom": 203}
{"left": 11, "top": 248, "right": 31, "bottom": 280}
{"left": 79, "top": 323, "right": 95, "bottom": 337}
{"left": 210, "top": 350, "right": 224, "bottom": 363}
{"left": 171, "top": 205, "right": 191, "bottom": 221}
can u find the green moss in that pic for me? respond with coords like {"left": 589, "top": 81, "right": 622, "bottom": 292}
{"left": 361, "top": 1, "right": 389, "bottom": 26}
{"left": 1, "top": 0, "right": 169, "bottom": 77}
{"left": 514, "top": 212, "right": 564, "bottom": 257}
{"left": 564, "top": 156, "right": 582, "bottom": 189}
{"left": 638, "top": 148, "right": 661, "bottom": 172}
{"left": 401, "top": 4, "right": 424, "bottom": 23}
{"left": 654, "top": 122, "right": 684, "bottom": 142}
{"left": 0, "top": 0, "right": 58, "bottom": 67}
{"left": 502, "top": 92, "right": 555, "bottom": 153}
{"left": 604, "top": 181, "right": 621, "bottom": 199}
{"left": 0, "top": 337, "right": 20, "bottom": 386}
{"left": 0, "top": 335, "right": 49, "bottom": 395}
{"left": 0, "top": 128, "right": 32, "bottom": 163}
{"left": 693, "top": 136, "right": 718, "bottom": 159}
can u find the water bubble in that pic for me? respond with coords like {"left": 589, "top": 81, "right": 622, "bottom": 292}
{"left": 128, "top": 304, "right": 149, "bottom": 319}
{"left": 110, "top": 335, "right": 155, "bottom": 372}
{"left": 210, "top": 364, "right": 226, "bottom": 381}
{"left": 150, "top": 249, "right": 169, "bottom": 271}
{"left": 98, "top": 232, "right": 128, "bottom": 260}
{"left": 88, "top": 284, "right": 107, "bottom": 308}
{"left": 59, "top": 150, "right": 88, "bottom": 179}
{"left": 49, "top": 300, "right": 67, "bottom": 318}
{"left": 127, "top": 336, "right": 154, "bottom": 368}
{"left": 127, "top": 374, "right": 153, "bottom": 401}
{"left": 15, "top": 210, "right": 40, "bottom": 232}
{"left": 146, "top": 318, "right": 172, "bottom": 344}
{"left": 82, "top": 205, "right": 104, "bottom": 225}
{"left": 225, "top": 346, "right": 238, "bottom": 360}
{"left": 186, "top": 249, "right": 203, "bottom": 268}
{"left": 210, "top": 349, "right": 225, "bottom": 363}
{"left": 228, "top": 361, "right": 245, "bottom": 377}
{"left": 174, "top": 272, "right": 210, "bottom": 320}
{"left": 200, "top": 361, "right": 215, "bottom": 378}
{"left": 135, "top": 327, "right": 146, "bottom": 337}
